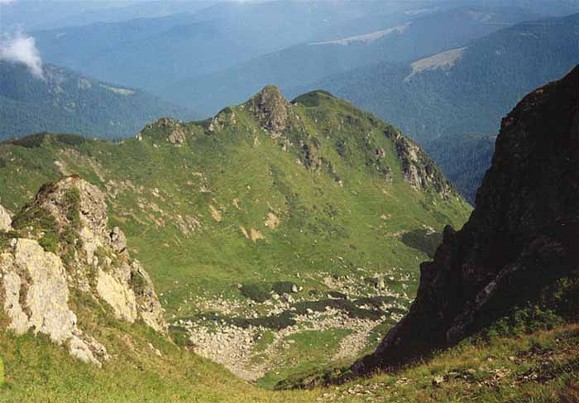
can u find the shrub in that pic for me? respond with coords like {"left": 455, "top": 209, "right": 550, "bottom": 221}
{"left": 272, "top": 281, "right": 297, "bottom": 295}
{"left": 239, "top": 283, "right": 271, "bottom": 303}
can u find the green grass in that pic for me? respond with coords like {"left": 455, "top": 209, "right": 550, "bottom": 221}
{"left": 0, "top": 90, "right": 473, "bottom": 394}
{"left": 274, "top": 324, "right": 579, "bottom": 402}
{"left": 256, "top": 329, "right": 353, "bottom": 389}
{"left": 0, "top": 92, "right": 471, "bottom": 318}
{"left": 0, "top": 300, "right": 320, "bottom": 402}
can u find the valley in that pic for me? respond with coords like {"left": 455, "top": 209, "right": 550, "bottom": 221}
{"left": 0, "top": 86, "right": 470, "bottom": 387}
{"left": 0, "top": 1, "right": 577, "bottom": 401}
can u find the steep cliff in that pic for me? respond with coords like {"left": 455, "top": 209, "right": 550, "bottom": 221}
{"left": 0, "top": 176, "right": 165, "bottom": 366}
{"left": 354, "top": 66, "right": 579, "bottom": 372}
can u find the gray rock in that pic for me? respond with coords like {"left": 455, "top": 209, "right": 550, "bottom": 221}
{"left": 0, "top": 205, "right": 11, "bottom": 232}
{"left": 0, "top": 238, "right": 107, "bottom": 366}
{"left": 0, "top": 176, "right": 167, "bottom": 365}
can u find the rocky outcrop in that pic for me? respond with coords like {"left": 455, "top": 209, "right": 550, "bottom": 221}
{"left": 139, "top": 117, "right": 188, "bottom": 145}
{"left": 0, "top": 176, "right": 166, "bottom": 365}
{"left": 394, "top": 133, "right": 451, "bottom": 197}
{"left": 247, "top": 85, "right": 292, "bottom": 137}
{"left": 0, "top": 205, "right": 11, "bottom": 232}
{"left": 354, "top": 66, "right": 579, "bottom": 372}
{"left": 1, "top": 238, "right": 108, "bottom": 366}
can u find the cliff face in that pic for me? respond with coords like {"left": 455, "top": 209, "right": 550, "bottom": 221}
{"left": 0, "top": 176, "right": 165, "bottom": 366}
{"left": 354, "top": 66, "right": 579, "bottom": 372}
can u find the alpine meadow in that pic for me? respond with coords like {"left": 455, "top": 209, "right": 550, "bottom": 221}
{"left": 0, "top": 1, "right": 577, "bottom": 402}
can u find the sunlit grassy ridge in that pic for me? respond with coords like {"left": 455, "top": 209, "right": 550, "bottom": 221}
{"left": 0, "top": 90, "right": 470, "bottom": 315}
{"left": 0, "top": 88, "right": 474, "bottom": 393}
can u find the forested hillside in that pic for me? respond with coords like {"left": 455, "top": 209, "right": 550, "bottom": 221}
{"left": 0, "top": 62, "right": 193, "bottom": 140}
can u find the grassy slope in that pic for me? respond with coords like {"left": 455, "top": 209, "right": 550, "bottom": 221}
{"left": 0, "top": 302, "right": 575, "bottom": 402}
{"left": 0, "top": 92, "right": 470, "bottom": 316}
{"left": 321, "top": 324, "right": 579, "bottom": 402}
{"left": 0, "top": 295, "right": 319, "bottom": 402}
{"left": 0, "top": 90, "right": 472, "bottom": 394}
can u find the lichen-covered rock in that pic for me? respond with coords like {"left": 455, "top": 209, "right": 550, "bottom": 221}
{"left": 0, "top": 205, "right": 11, "bottom": 232}
{"left": 1, "top": 176, "right": 166, "bottom": 365}
{"left": 353, "top": 67, "right": 579, "bottom": 374}
{"left": 96, "top": 270, "right": 138, "bottom": 322}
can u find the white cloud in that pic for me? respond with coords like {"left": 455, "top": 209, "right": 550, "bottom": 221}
{"left": 0, "top": 0, "right": 15, "bottom": 4}
{"left": 0, "top": 31, "right": 44, "bottom": 79}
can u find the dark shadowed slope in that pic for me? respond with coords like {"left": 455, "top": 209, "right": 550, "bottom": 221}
{"left": 354, "top": 66, "right": 579, "bottom": 372}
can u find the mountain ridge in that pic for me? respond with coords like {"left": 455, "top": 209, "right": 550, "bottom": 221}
{"left": 0, "top": 86, "right": 471, "bottom": 383}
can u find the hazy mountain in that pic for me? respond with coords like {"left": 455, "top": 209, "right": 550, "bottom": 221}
{"left": 32, "top": 0, "right": 415, "bottom": 95}
{"left": 427, "top": 134, "right": 496, "bottom": 203}
{"left": 0, "top": 61, "right": 193, "bottom": 140}
{"left": 306, "top": 13, "right": 579, "bottom": 201}
{"left": 308, "top": 13, "right": 579, "bottom": 142}
{"left": 0, "top": 0, "right": 217, "bottom": 31}
{"left": 170, "top": 5, "right": 541, "bottom": 115}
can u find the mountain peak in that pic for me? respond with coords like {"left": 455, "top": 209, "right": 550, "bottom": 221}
{"left": 246, "top": 85, "right": 291, "bottom": 135}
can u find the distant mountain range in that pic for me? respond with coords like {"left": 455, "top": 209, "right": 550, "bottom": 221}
{"left": 31, "top": 1, "right": 568, "bottom": 115}
{"left": 308, "top": 13, "right": 579, "bottom": 142}
{"left": 172, "top": 5, "right": 542, "bottom": 115}
{"left": 305, "top": 13, "right": 579, "bottom": 201}
{"left": 32, "top": 0, "right": 410, "bottom": 96}
{"left": 0, "top": 62, "right": 194, "bottom": 141}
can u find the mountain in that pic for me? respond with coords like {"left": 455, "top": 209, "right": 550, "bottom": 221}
{"left": 0, "top": 86, "right": 471, "bottom": 385}
{"left": 169, "top": 5, "right": 541, "bottom": 115}
{"left": 311, "top": 13, "right": 579, "bottom": 142}
{"left": 32, "top": 0, "right": 409, "bottom": 96}
{"left": 305, "top": 13, "right": 579, "bottom": 201}
{"left": 353, "top": 66, "right": 579, "bottom": 372}
{"left": 0, "top": 62, "right": 193, "bottom": 141}
{"left": 427, "top": 134, "right": 496, "bottom": 203}
{"left": 0, "top": 73, "right": 576, "bottom": 403}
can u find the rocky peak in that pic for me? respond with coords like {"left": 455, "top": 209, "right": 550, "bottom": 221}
{"left": 353, "top": 67, "right": 579, "bottom": 373}
{"left": 1, "top": 176, "right": 166, "bottom": 366}
{"left": 138, "top": 117, "right": 187, "bottom": 145}
{"left": 247, "top": 85, "right": 292, "bottom": 136}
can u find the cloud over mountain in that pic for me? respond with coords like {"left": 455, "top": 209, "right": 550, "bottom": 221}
{"left": 0, "top": 31, "right": 44, "bottom": 79}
